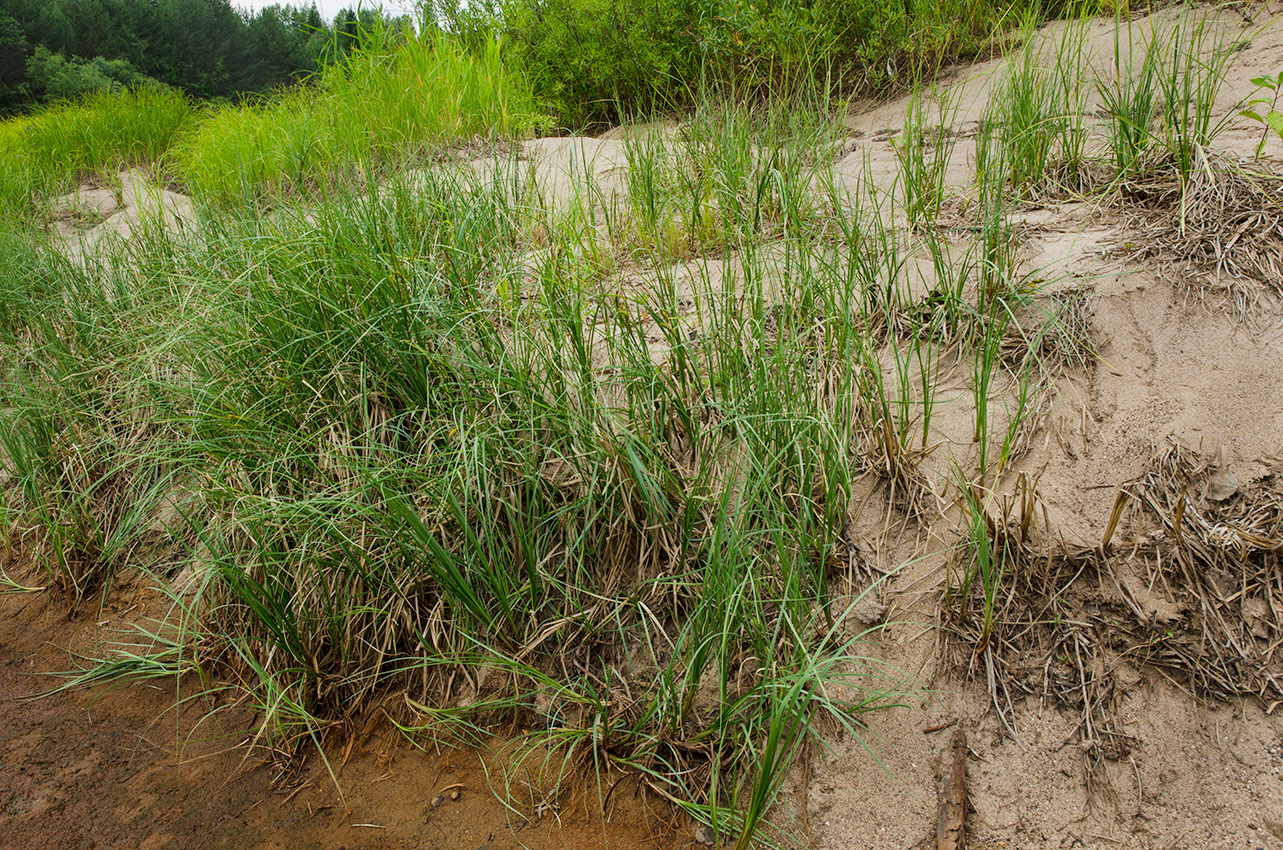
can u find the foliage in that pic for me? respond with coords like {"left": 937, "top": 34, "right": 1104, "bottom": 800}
{"left": 26, "top": 46, "right": 156, "bottom": 102}
{"left": 0, "top": 0, "right": 402, "bottom": 113}
{"left": 4, "top": 2, "right": 1222, "bottom": 843}
{"left": 0, "top": 101, "right": 962, "bottom": 841}
{"left": 0, "top": 10, "right": 29, "bottom": 112}
{"left": 445, "top": 0, "right": 1012, "bottom": 129}
{"left": 499, "top": 0, "right": 705, "bottom": 129}
{"left": 1241, "top": 71, "right": 1283, "bottom": 158}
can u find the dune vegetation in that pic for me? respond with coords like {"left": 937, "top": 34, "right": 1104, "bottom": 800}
{"left": 2, "top": 2, "right": 1281, "bottom": 846}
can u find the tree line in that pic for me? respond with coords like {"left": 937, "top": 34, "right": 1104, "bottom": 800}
{"left": 0, "top": 0, "right": 399, "bottom": 113}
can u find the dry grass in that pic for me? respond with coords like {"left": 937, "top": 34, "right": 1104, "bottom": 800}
{"left": 943, "top": 439, "right": 1283, "bottom": 771}
{"left": 1121, "top": 441, "right": 1283, "bottom": 702}
{"left": 1115, "top": 153, "right": 1283, "bottom": 314}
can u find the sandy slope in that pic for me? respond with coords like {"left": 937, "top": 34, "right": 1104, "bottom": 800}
{"left": 811, "top": 7, "right": 1283, "bottom": 849}
{"left": 49, "top": 168, "right": 193, "bottom": 263}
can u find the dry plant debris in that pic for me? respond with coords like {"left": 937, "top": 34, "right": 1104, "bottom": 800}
{"left": 944, "top": 442, "right": 1283, "bottom": 771}
{"left": 1120, "top": 441, "right": 1283, "bottom": 701}
{"left": 1116, "top": 153, "right": 1283, "bottom": 311}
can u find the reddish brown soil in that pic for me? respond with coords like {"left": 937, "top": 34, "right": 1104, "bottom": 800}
{"left": 0, "top": 585, "right": 674, "bottom": 850}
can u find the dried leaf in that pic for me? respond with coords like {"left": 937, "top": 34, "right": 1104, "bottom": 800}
{"left": 1207, "top": 468, "right": 1239, "bottom": 502}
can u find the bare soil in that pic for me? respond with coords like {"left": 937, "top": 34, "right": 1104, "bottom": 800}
{"left": 0, "top": 584, "right": 670, "bottom": 850}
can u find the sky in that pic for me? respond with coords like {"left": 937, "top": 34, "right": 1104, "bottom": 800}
{"left": 234, "top": 0, "right": 417, "bottom": 21}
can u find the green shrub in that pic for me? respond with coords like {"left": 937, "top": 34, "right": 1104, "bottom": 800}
{"left": 492, "top": 0, "right": 1014, "bottom": 130}
{"left": 1242, "top": 71, "right": 1283, "bottom": 158}
{"left": 501, "top": 0, "right": 705, "bottom": 129}
{"left": 26, "top": 47, "right": 158, "bottom": 102}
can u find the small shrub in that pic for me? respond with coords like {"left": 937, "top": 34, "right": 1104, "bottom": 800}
{"left": 26, "top": 47, "right": 157, "bottom": 102}
{"left": 1240, "top": 71, "right": 1283, "bottom": 158}
{"left": 500, "top": 0, "right": 704, "bottom": 129}
{"left": 493, "top": 0, "right": 1015, "bottom": 130}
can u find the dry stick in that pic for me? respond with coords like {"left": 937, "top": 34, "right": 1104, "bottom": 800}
{"left": 1073, "top": 636, "right": 1095, "bottom": 750}
{"left": 1108, "top": 558, "right": 1147, "bottom": 623}
{"left": 936, "top": 727, "right": 967, "bottom": 850}
{"left": 1100, "top": 488, "right": 1129, "bottom": 553}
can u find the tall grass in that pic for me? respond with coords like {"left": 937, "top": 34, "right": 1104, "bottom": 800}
{"left": 176, "top": 155, "right": 908, "bottom": 836}
{"left": 0, "top": 75, "right": 1099, "bottom": 834}
{"left": 1, "top": 102, "right": 938, "bottom": 836}
{"left": 981, "top": 8, "right": 1093, "bottom": 198}
{"left": 0, "top": 218, "right": 195, "bottom": 604}
{"left": 174, "top": 30, "right": 544, "bottom": 204}
{"left": 895, "top": 82, "right": 960, "bottom": 225}
{"left": 1098, "top": 7, "right": 1242, "bottom": 185}
{"left": 0, "top": 85, "right": 194, "bottom": 221}
{"left": 1151, "top": 11, "right": 1241, "bottom": 183}
{"left": 1098, "top": 10, "right": 1161, "bottom": 179}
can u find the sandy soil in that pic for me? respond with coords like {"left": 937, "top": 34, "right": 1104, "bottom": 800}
{"left": 811, "top": 6, "right": 1283, "bottom": 849}
{"left": 0, "top": 583, "right": 671, "bottom": 850}
{"left": 49, "top": 169, "right": 194, "bottom": 264}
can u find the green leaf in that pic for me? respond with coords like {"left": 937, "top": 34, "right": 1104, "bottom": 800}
{"left": 1241, "top": 109, "right": 1265, "bottom": 123}
{"left": 1251, "top": 75, "right": 1277, "bottom": 89}
{"left": 1266, "top": 110, "right": 1283, "bottom": 139}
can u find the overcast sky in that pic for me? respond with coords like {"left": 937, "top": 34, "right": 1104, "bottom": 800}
{"left": 234, "top": 1, "right": 417, "bottom": 21}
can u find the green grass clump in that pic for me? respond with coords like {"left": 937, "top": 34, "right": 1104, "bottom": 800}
{"left": 0, "top": 86, "right": 194, "bottom": 221}
{"left": 174, "top": 30, "right": 543, "bottom": 204}
{"left": 973, "top": 6, "right": 1094, "bottom": 199}
{"left": 177, "top": 156, "right": 899, "bottom": 839}
{"left": 0, "top": 218, "right": 194, "bottom": 604}
{"left": 1099, "top": 6, "right": 1244, "bottom": 186}
{"left": 894, "top": 82, "right": 960, "bottom": 225}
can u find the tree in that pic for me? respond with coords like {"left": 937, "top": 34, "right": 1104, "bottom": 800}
{"left": 26, "top": 45, "right": 153, "bottom": 101}
{"left": 151, "top": 0, "right": 245, "bottom": 98}
{"left": 0, "top": 10, "right": 31, "bottom": 112}
{"left": 0, "top": 0, "right": 356, "bottom": 110}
